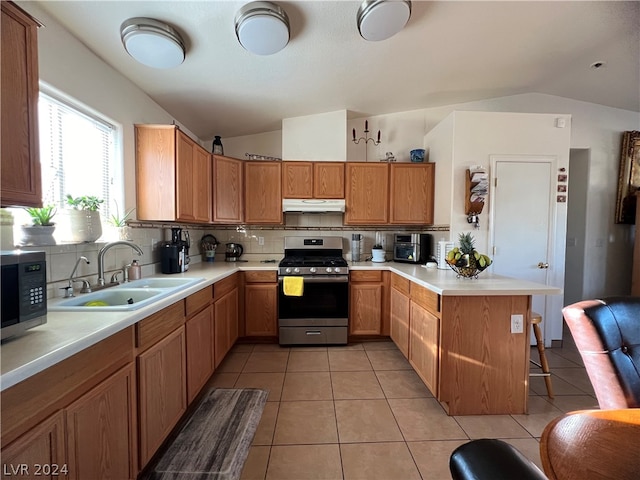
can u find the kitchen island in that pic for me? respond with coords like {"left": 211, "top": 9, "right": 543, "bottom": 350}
{"left": 2, "top": 261, "right": 560, "bottom": 416}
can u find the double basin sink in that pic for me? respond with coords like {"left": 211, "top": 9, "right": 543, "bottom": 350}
{"left": 48, "top": 277, "right": 205, "bottom": 312}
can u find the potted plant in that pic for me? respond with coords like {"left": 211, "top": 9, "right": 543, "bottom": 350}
{"left": 59, "top": 194, "right": 104, "bottom": 242}
{"left": 107, "top": 201, "right": 135, "bottom": 240}
{"left": 21, "top": 205, "right": 57, "bottom": 245}
{"left": 371, "top": 244, "right": 385, "bottom": 263}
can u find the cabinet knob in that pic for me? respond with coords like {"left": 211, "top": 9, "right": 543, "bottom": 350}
{"left": 537, "top": 262, "right": 549, "bottom": 269}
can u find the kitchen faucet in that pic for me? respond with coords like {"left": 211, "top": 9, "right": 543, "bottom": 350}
{"left": 61, "top": 256, "right": 90, "bottom": 297}
{"left": 96, "top": 241, "right": 143, "bottom": 287}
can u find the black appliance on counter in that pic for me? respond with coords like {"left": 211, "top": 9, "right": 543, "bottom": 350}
{"left": 393, "top": 233, "right": 433, "bottom": 264}
{"left": 278, "top": 236, "right": 349, "bottom": 346}
{"left": 161, "top": 228, "right": 190, "bottom": 274}
{"left": 1, "top": 250, "right": 47, "bottom": 341}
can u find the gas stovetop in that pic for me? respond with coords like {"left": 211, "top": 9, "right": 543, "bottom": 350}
{"left": 279, "top": 236, "right": 348, "bottom": 276}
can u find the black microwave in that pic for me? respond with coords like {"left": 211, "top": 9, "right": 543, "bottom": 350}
{"left": 1, "top": 250, "right": 47, "bottom": 341}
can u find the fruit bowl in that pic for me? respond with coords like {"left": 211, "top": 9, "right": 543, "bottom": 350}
{"left": 447, "top": 261, "right": 489, "bottom": 279}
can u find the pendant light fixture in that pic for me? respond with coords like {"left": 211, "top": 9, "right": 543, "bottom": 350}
{"left": 235, "top": 1, "right": 290, "bottom": 55}
{"left": 120, "top": 17, "right": 186, "bottom": 69}
{"left": 357, "top": 0, "right": 412, "bottom": 41}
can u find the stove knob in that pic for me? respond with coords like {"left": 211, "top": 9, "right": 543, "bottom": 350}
{"left": 294, "top": 267, "right": 300, "bottom": 274}
{"left": 326, "top": 267, "right": 333, "bottom": 273}
{"left": 334, "top": 267, "right": 341, "bottom": 273}
{"left": 310, "top": 267, "right": 317, "bottom": 274}
{"left": 285, "top": 267, "right": 292, "bottom": 274}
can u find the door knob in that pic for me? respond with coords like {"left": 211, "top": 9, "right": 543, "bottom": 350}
{"left": 537, "top": 262, "right": 549, "bottom": 269}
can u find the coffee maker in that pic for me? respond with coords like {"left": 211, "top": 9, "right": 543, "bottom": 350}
{"left": 161, "top": 228, "right": 190, "bottom": 273}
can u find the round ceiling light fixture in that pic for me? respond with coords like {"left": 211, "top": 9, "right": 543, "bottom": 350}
{"left": 235, "top": 1, "right": 290, "bottom": 55}
{"left": 121, "top": 17, "right": 185, "bottom": 69}
{"left": 357, "top": 0, "right": 412, "bottom": 41}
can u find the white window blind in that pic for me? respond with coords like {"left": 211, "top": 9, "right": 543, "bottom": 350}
{"left": 38, "top": 92, "right": 116, "bottom": 219}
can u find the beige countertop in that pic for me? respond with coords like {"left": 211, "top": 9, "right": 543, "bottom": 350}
{"left": 1, "top": 260, "right": 560, "bottom": 391}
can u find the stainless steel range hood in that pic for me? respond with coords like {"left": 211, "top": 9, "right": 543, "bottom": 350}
{"left": 282, "top": 198, "right": 345, "bottom": 214}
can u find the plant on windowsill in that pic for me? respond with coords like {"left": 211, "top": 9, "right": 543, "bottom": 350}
{"left": 59, "top": 194, "right": 104, "bottom": 242}
{"left": 107, "top": 201, "right": 135, "bottom": 240}
{"left": 21, "top": 205, "right": 57, "bottom": 245}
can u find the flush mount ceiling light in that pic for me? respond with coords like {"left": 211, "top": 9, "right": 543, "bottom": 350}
{"left": 357, "top": 0, "right": 412, "bottom": 41}
{"left": 235, "top": 1, "right": 290, "bottom": 55}
{"left": 120, "top": 17, "right": 185, "bottom": 69}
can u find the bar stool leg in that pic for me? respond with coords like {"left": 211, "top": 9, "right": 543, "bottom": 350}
{"left": 532, "top": 321, "right": 554, "bottom": 398}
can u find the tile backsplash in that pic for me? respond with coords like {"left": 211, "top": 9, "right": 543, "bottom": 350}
{"left": 10, "top": 214, "right": 448, "bottom": 299}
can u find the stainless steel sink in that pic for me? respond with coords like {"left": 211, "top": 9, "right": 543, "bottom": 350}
{"left": 48, "top": 276, "right": 205, "bottom": 311}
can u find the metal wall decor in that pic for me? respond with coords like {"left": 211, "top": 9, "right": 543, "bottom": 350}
{"left": 615, "top": 131, "right": 640, "bottom": 224}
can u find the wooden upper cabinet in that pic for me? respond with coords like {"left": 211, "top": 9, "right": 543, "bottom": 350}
{"left": 1, "top": 2, "right": 42, "bottom": 207}
{"left": 344, "top": 163, "right": 389, "bottom": 224}
{"left": 314, "top": 162, "right": 345, "bottom": 198}
{"left": 389, "top": 163, "right": 435, "bottom": 224}
{"left": 244, "top": 161, "right": 283, "bottom": 224}
{"left": 282, "top": 162, "right": 345, "bottom": 199}
{"left": 213, "top": 155, "right": 244, "bottom": 223}
{"left": 283, "top": 162, "right": 313, "bottom": 198}
{"left": 135, "top": 125, "right": 211, "bottom": 223}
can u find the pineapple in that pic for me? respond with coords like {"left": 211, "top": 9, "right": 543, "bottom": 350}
{"left": 456, "top": 232, "right": 477, "bottom": 274}
{"left": 458, "top": 232, "right": 475, "bottom": 255}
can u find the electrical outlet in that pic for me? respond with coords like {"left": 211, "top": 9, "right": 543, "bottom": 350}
{"left": 511, "top": 314, "right": 524, "bottom": 334}
{"left": 258, "top": 236, "right": 265, "bottom": 246}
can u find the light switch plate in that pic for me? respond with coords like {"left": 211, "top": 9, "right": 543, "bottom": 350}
{"left": 511, "top": 314, "right": 524, "bottom": 334}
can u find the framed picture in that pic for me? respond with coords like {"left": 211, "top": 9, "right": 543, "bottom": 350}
{"left": 615, "top": 131, "right": 640, "bottom": 224}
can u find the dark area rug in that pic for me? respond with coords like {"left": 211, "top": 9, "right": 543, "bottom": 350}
{"left": 146, "top": 388, "right": 268, "bottom": 480}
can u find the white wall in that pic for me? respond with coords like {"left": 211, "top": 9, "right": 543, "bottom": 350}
{"left": 282, "top": 110, "right": 347, "bottom": 161}
{"left": 223, "top": 130, "right": 281, "bottom": 160}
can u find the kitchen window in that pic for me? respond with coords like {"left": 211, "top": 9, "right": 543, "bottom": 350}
{"left": 37, "top": 87, "right": 122, "bottom": 220}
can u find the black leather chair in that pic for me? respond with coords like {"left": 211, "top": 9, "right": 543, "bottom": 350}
{"left": 449, "top": 439, "right": 546, "bottom": 480}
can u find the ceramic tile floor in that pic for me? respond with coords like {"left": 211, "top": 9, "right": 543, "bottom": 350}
{"left": 206, "top": 327, "right": 597, "bottom": 480}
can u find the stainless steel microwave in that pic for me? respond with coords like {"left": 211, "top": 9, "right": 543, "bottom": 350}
{"left": 393, "top": 233, "right": 433, "bottom": 264}
{"left": 1, "top": 250, "right": 47, "bottom": 341}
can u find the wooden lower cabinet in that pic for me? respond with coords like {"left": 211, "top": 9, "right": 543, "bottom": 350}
{"left": 214, "top": 287, "right": 239, "bottom": 367}
{"left": 409, "top": 302, "right": 440, "bottom": 397}
{"left": 244, "top": 283, "right": 278, "bottom": 336}
{"left": 66, "top": 364, "right": 137, "bottom": 480}
{"left": 349, "top": 270, "right": 389, "bottom": 336}
{"left": 186, "top": 305, "right": 215, "bottom": 403}
{"left": 1, "top": 411, "right": 66, "bottom": 480}
{"left": 137, "top": 326, "right": 187, "bottom": 469}
{"left": 390, "top": 286, "right": 410, "bottom": 358}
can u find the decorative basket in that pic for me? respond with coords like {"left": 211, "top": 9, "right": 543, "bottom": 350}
{"left": 447, "top": 256, "right": 489, "bottom": 279}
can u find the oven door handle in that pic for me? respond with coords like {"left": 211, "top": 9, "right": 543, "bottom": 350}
{"left": 278, "top": 275, "right": 349, "bottom": 283}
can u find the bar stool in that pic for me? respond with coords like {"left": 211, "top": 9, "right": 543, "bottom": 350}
{"left": 530, "top": 312, "right": 554, "bottom": 398}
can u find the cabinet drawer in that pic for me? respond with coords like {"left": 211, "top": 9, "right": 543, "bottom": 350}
{"left": 213, "top": 273, "right": 238, "bottom": 300}
{"left": 136, "top": 301, "right": 185, "bottom": 352}
{"left": 185, "top": 286, "right": 213, "bottom": 317}
{"left": 244, "top": 271, "right": 277, "bottom": 283}
{"left": 391, "top": 274, "right": 410, "bottom": 295}
{"left": 351, "top": 270, "right": 382, "bottom": 282}
{"left": 410, "top": 283, "right": 440, "bottom": 315}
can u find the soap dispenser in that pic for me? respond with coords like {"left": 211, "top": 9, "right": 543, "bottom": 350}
{"left": 128, "top": 259, "right": 142, "bottom": 280}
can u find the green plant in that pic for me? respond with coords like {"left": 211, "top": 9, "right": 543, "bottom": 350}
{"left": 108, "top": 201, "right": 135, "bottom": 227}
{"left": 66, "top": 194, "right": 104, "bottom": 211}
{"left": 25, "top": 205, "right": 57, "bottom": 226}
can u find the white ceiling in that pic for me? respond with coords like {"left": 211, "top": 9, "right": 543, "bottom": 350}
{"left": 34, "top": 1, "right": 640, "bottom": 140}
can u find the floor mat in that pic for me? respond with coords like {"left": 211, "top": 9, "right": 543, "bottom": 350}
{"left": 146, "top": 388, "right": 268, "bottom": 480}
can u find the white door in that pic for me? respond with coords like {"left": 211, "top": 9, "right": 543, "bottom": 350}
{"left": 490, "top": 157, "right": 555, "bottom": 342}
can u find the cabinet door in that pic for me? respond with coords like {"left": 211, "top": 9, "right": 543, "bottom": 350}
{"left": 176, "top": 131, "right": 210, "bottom": 223}
{"left": 244, "top": 162, "right": 283, "bottom": 224}
{"left": 409, "top": 302, "right": 439, "bottom": 396}
{"left": 389, "top": 163, "right": 435, "bottom": 224}
{"left": 245, "top": 284, "right": 278, "bottom": 336}
{"left": 349, "top": 283, "right": 382, "bottom": 335}
{"left": 314, "top": 162, "right": 345, "bottom": 198}
{"left": 1, "top": 2, "right": 42, "bottom": 207}
{"left": 214, "top": 287, "right": 239, "bottom": 367}
{"left": 390, "top": 287, "right": 410, "bottom": 358}
{"left": 345, "top": 163, "right": 389, "bottom": 224}
{"left": 1, "top": 411, "right": 66, "bottom": 480}
{"left": 186, "top": 306, "right": 215, "bottom": 403}
{"left": 282, "top": 162, "right": 313, "bottom": 198}
{"left": 213, "top": 155, "right": 243, "bottom": 223}
{"left": 137, "top": 326, "right": 186, "bottom": 469}
{"left": 66, "top": 364, "right": 137, "bottom": 480}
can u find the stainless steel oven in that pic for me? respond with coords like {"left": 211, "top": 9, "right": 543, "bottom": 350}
{"left": 278, "top": 237, "right": 349, "bottom": 345}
